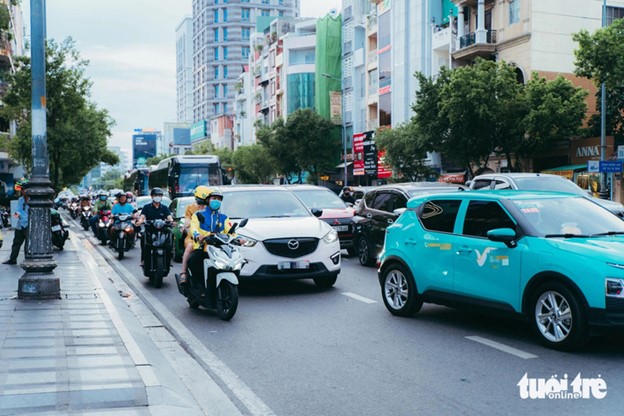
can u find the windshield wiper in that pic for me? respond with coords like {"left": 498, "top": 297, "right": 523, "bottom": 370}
{"left": 590, "top": 231, "right": 624, "bottom": 237}
{"left": 544, "top": 233, "right": 590, "bottom": 238}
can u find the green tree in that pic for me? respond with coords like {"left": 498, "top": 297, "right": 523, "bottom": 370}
{"left": 374, "top": 123, "right": 434, "bottom": 181}
{"left": 256, "top": 109, "right": 341, "bottom": 184}
{"left": 145, "top": 154, "right": 169, "bottom": 166}
{"left": 1, "top": 38, "right": 118, "bottom": 191}
{"left": 231, "top": 144, "right": 276, "bottom": 184}
{"left": 574, "top": 18, "right": 624, "bottom": 144}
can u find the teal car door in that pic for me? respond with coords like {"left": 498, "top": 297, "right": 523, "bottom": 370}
{"left": 452, "top": 200, "right": 523, "bottom": 311}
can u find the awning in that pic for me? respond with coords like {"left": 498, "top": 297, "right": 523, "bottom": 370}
{"left": 335, "top": 162, "right": 353, "bottom": 168}
{"left": 541, "top": 164, "right": 587, "bottom": 179}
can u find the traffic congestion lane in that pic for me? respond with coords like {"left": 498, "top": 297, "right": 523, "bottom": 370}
{"left": 68, "top": 215, "right": 624, "bottom": 416}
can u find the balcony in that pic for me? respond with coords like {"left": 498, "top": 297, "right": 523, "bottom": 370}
{"left": 452, "top": 30, "right": 497, "bottom": 61}
{"left": 367, "top": 13, "right": 377, "bottom": 34}
{"left": 367, "top": 50, "right": 378, "bottom": 69}
{"left": 366, "top": 119, "right": 379, "bottom": 132}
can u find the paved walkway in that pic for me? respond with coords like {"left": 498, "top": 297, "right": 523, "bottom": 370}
{"left": 0, "top": 227, "right": 242, "bottom": 416}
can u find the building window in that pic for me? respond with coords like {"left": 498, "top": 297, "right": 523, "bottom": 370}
{"left": 223, "top": 103, "right": 228, "bottom": 113}
{"left": 214, "top": 10, "right": 218, "bottom": 23}
{"left": 242, "top": 27, "right": 250, "bottom": 41}
{"left": 289, "top": 48, "right": 315, "bottom": 65}
{"left": 262, "top": 0, "right": 269, "bottom": 4}
{"left": 279, "top": 11, "right": 284, "bottom": 17}
{"left": 213, "top": 103, "right": 219, "bottom": 114}
{"left": 223, "top": 8, "right": 228, "bottom": 22}
{"left": 261, "top": 10, "right": 270, "bottom": 16}
{"left": 242, "top": 8, "right": 250, "bottom": 21}
{"left": 214, "top": 84, "right": 220, "bottom": 98}
{"left": 223, "top": 27, "right": 228, "bottom": 41}
{"left": 242, "top": 46, "right": 250, "bottom": 59}
{"left": 214, "top": 65, "right": 219, "bottom": 79}
{"left": 223, "top": 47, "right": 228, "bottom": 59}
{"left": 241, "top": 0, "right": 249, "bottom": 2}
{"left": 223, "top": 84, "right": 228, "bottom": 97}
{"left": 224, "top": 65, "right": 228, "bottom": 79}
{"left": 279, "top": 0, "right": 284, "bottom": 5}
{"left": 509, "top": 0, "right": 520, "bottom": 24}
{"left": 214, "top": 47, "right": 219, "bottom": 60}
{"left": 213, "top": 28, "right": 219, "bottom": 42}
{"left": 607, "top": 6, "right": 624, "bottom": 25}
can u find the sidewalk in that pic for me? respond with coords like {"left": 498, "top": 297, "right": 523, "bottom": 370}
{"left": 0, "top": 227, "right": 241, "bottom": 416}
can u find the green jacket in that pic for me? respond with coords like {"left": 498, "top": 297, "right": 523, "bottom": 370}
{"left": 92, "top": 199, "right": 112, "bottom": 214}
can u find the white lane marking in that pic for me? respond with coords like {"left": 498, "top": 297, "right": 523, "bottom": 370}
{"left": 465, "top": 336, "right": 538, "bottom": 360}
{"left": 342, "top": 292, "right": 377, "bottom": 304}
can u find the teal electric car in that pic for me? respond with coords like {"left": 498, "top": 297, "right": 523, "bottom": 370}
{"left": 378, "top": 190, "right": 624, "bottom": 350}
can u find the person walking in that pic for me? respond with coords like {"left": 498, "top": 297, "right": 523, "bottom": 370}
{"left": 3, "top": 179, "right": 29, "bottom": 265}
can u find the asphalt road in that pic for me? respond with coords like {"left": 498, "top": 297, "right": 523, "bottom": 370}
{"left": 67, "top": 214, "right": 624, "bottom": 416}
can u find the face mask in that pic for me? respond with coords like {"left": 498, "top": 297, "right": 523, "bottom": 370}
{"left": 153, "top": 196, "right": 162, "bottom": 203}
{"left": 209, "top": 199, "right": 221, "bottom": 211}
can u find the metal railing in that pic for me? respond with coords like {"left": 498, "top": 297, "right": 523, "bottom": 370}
{"left": 459, "top": 30, "right": 497, "bottom": 49}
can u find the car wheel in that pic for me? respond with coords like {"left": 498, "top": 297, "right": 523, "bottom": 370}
{"left": 381, "top": 263, "right": 422, "bottom": 317}
{"left": 357, "top": 236, "right": 376, "bottom": 267}
{"left": 313, "top": 274, "right": 337, "bottom": 289}
{"left": 530, "top": 281, "right": 589, "bottom": 351}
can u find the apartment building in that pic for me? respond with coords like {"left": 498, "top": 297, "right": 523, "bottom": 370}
{"left": 176, "top": 17, "right": 194, "bottom": 124}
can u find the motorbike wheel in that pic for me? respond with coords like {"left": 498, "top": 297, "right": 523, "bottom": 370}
{"left": 82, "top": 222, "right": 89, "bottom": 231}
{"left": 117, "top": 237, "right": 124, "bottom": 260}
{"left": 99, "top": 231, "right": 108, "bottom": 246}
{"left": 153, "top": 255, "right": 165, "bottom": 288}
{"left": 216, "top": 281, "right": 238, "bottom": 321}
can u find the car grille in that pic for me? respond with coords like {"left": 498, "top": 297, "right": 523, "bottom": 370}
{"left": 263, "top": 238, "right": 319, "bottom": 258}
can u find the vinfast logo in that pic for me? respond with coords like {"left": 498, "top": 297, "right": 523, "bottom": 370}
{"left": 517, "top": 373, "right": 607, "bottom": 399}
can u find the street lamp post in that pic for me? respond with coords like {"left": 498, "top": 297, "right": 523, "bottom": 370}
{"left": 599, "top": 0, "right": 608, "bottom": 199}
{"left": 322, "top": 73, "right": 348, "bottom": 188}
{"left": 18, "top": 0, "right": 59, "bottom": 299}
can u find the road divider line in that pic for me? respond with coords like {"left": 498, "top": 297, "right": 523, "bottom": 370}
{"left": 342, "top": 292, "right": 377, "bottom": 304}
{"left": 465, "top": 336, "right": 538, "bottom": 359}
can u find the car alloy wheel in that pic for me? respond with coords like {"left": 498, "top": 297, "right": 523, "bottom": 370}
{"left": 358, "top": 237, "right": 375, "bottom": 267}
{"left": 381, "top": 263, "right": 422, "bottom": 317}
{"left": 530, "top": 282, "right": 589, "bottom": 350}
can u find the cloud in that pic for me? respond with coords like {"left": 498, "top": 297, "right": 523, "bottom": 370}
{"left": 83, "top": 44, "right": 176, "bottom": 75}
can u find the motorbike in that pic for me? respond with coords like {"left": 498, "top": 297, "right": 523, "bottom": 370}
{"left": 50, "top": 209, "right": 69, "bottom": 250}
{"left": 80, "top": 205, "right": 92, "bottom": 231}
{"left": 0, "top": 207, "right": 10, "bottom": 228}
{"left": 175, "top": 219, "right": 247, "bottom": 321}
{"left": 109, "top": 214, "right": 135, "bottom": 260}
{"left": 68, "top": 201, "right": 80, "bottom": 219}
{"left": 95, "top": 209, "right": 113, "bottom": 245}
{"left": 142, "top": 219, "right": 173, "bottom": 288}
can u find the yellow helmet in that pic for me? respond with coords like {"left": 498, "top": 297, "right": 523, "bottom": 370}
{"left": 194, "top": 185, "right": 211, "bottom": 205}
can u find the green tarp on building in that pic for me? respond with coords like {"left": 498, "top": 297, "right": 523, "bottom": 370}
{"left": 315, "top": 13, "right": 342, "bottom": 119}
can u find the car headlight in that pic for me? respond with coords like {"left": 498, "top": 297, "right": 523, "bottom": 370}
{"left": 238, "top": 235, "right": 257, "bottom": 247}
{"left": 322, "top": 229, "right": 338, "bottom": 244}
{"left": 606, "top": 278, "right": 624, "bottom": 298}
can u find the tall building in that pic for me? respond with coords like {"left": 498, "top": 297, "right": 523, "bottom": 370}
{"left": 163, "top": 121, "right": 192, "bottom": 155}
{"left": 176, "top": 17, "right": 194, "bottom": 124}
{"left": 191, "top": 0, "right": 300, "bottom": 128}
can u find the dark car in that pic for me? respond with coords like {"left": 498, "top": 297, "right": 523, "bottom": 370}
{"left": 353, "top": 182, "right": 466, "bottom": 266}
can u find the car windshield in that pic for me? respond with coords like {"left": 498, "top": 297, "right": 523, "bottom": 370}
{"left": 513, "top": 197, "right": 624, "bottom": 236}
{"left": 221, "top": 190, "right": 311, "bottom": 219}
{"left": 292, "top": 189, "right": 346, "bottom": 209}
{"left": 512, "top": 177, "right": 584, "bottom": 195}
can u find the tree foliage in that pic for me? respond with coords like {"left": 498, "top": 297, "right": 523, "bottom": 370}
{"left": 413, "top": 59, "right": 586, "bottom": 176}
{"left": 574, "top": 18, "right": 624, "bottom": 145}
{"left": 231, "top": 144, "right": 276, "bottom": 184}
{"left": 374, "top": 123, "right": 434, "bottom": 181}
{"left": 1, "top": 38, "right": 117, "bottom": 191}
{"left": 256, "top": 109, "right": 341, "bottom": 184}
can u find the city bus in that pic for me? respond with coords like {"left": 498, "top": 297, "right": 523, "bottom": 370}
{"left": 123, "top": 168, "right": 150, "bottom": 196}
{"left": 148, "top": 155, "right": 224, "bottom": 199}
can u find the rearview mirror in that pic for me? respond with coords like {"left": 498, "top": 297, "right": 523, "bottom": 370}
{"left": 487, "top": 228, "right": 517, "bottom": 248}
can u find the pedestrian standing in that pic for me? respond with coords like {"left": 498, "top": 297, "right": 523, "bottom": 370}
{"left": 3, "top": 179, "right": 29, "bottom": 265}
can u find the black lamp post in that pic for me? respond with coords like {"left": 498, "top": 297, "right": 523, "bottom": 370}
{"left": 18, "top": 0, "right": 59, "bottom": 299}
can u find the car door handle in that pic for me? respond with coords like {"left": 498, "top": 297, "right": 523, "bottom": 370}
{"left": 405, "top": 239, "right": 417, "bottom": 246}
{"left": 456, "top": 248, "right": 473, "bottom": 255}
{"left": 366, "top": 213, "right": 372, "bottom": 219}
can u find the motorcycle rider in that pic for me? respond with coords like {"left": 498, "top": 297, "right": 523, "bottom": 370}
{"left": 177, "top": 186, "right": 208, "bottom": 286}
{"left": 109, "top": 191, "right": 135, "bottom": 246}
{"left": 136, "top": 187, "right": 173, "bottom": 267}
{"left": 90, "top": 190, "right": 113, "bottom": 234}
{"left": 185, "top": 188, "right": 236, "bottom": 293}
{"left": 79, "top": 194, "right": 91, "bottom": 209}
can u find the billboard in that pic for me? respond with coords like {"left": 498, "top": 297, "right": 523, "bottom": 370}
{"left": 190, "top": 120, "right": 207, "bottom": 143}
{"left": 132, "top": 133, "right": 158, "bottom": 168}
{"left": 352, "top": 130, "right": 391, "bottom": 178}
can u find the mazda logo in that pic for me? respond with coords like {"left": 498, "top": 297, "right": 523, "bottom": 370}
{"left": 287, "top": 239, "right": 299, "bottom": 250}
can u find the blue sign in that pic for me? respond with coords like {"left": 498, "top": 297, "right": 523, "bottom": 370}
{"left": 599, "top": 161, "right": 623, "bottom": 173}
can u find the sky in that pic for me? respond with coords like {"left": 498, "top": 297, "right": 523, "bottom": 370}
{"left": 21, "top": 0, "right": 342, "bottom": 152}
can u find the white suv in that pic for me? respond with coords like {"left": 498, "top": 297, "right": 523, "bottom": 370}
{"left": 219, "top": 185, "right": 341, "bottom": 288}
{"left": 467, "top": 173, "right": 624, "bottom": 218}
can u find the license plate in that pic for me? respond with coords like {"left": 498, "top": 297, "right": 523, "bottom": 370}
{"left": 278, "top": 260, "right": 310, "bottom": 270}
{"left": 332, "top": 225, "right": 349, "bottom": 232}
{"left": 51, "top": 225, "right": 61, "bottom": 232}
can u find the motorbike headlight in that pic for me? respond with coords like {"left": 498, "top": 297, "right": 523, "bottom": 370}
{"left": 124, "top": 226, "right": 133, "bottom": 233}
{"left": 238, "top": 235, "right": 257, "bottom": 247}
{"left": 322, "top": 229, "right": 338, "bottom": 244}
{"left": 213, "top": 258, "right": 228, "bottom": 269}
{"left": 98, "top": 221, "right": 105, "bottom": 227}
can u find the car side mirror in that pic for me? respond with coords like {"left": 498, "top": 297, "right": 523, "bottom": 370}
{"left": 487, "top": 228, "right": 517, "bottom": 248}
{"left": 311, "top": 208, "right": 323, "bottom": 218}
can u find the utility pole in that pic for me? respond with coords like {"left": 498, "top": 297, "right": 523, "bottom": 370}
{"left": 600, "top": 0, "right": 608, "bottom": 199}
{"left": 18, "top": 0, "right": 59, "bottom": 299}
